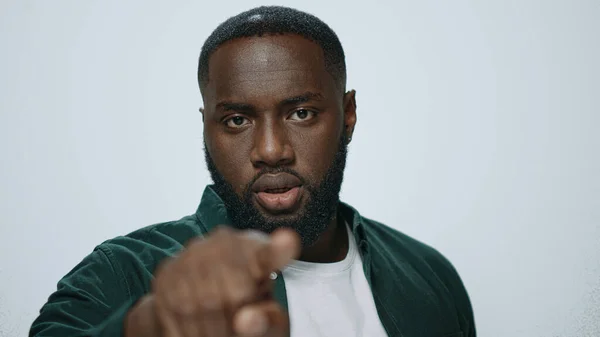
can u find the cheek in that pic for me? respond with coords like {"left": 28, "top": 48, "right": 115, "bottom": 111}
{"left": 290, "top": 117, "right": 343, "bottom": 182}
{"left": 206, "top": 131, "right": 254, "bottom": 193}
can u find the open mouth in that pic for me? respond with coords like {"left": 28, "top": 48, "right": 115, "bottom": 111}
{"left": 255, "top": 186, "right": 302, "bottom": 213}
{"left": 251, "top": 173, "right": 304, "bottom": 213}
{"left": 263, "top": 187, "right": 293, "bottom": 194}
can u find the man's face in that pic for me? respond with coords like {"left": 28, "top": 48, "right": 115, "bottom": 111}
{"left": 202, "top": 34, "right": 356, "bottom": 246}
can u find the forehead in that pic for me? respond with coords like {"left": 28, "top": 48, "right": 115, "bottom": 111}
{"left": 203, "top": 34, "right": 337, "bottom": 107}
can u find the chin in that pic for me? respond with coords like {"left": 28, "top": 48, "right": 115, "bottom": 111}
{"left": 256, "top": 208, "right": 305, "bottom": 224}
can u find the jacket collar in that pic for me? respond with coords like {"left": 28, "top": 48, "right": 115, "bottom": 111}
{"left": 194, "top": 185, "right": 231, "bottom": 233}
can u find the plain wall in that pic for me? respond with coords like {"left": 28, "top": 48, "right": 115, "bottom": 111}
{"left": 1, "top": 0, "right": 599, "bottom": 336}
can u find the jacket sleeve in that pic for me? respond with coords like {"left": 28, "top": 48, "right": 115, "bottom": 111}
{"left": 432, "top": 252, "right": 477, "bottom": 337}
{"left": 449, "top": 263, "right": 476, "bottom": 337}
{"left": 29, "top": 245, "right": 138, "bottom": 337}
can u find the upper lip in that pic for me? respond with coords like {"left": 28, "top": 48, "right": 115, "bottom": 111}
{"left": 251, "top": 173, "right": 302, "bottom": 193}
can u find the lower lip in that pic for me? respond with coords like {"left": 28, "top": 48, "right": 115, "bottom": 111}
{"left": 255, "top": 186, "right": 302, "bottom": 213}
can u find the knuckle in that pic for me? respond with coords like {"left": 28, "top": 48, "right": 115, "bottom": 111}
{"left": 227, "top": 280, "right": 256, "bottom": 305}
{"left": 171, "top": 281, "right": 195, "bottom": 314}
{"left": 172, "top": 300, "right": 196, "bottom": 317}
{"left": 198, "top": 294, "right": 224, "bottom": 311}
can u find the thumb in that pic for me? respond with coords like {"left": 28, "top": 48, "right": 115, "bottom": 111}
{"left": 233, "top": 300, "right": 289, "bottom": 337}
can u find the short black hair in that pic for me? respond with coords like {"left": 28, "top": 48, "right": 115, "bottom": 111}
{"left": 197, "top": 6, "right": 346, "bottom": 93}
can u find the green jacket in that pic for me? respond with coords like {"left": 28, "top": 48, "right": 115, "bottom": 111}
{"left": 30, "top": 186, "right": 475, "bottom": 337}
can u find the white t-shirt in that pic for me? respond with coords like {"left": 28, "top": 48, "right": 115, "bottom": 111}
{"left": 281, "top": 223, "right": 389, "bottom": 337}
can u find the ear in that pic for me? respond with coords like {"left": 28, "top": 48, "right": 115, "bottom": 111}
{"left": 343, "top": 90, "right": 357, "bottom": 143}
{"left": 199, "top": 107, "right": 205, "bottom": 122}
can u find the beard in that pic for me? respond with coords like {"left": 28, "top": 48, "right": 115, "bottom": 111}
{"left": 204, "top": 134, "right": 348, "bottom": 247}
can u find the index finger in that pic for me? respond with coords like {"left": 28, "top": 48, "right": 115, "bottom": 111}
{"left": 242, "top": 228, "right": 301, "bottom": 274}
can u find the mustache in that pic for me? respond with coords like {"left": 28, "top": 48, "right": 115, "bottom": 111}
{"left": 244, "top": 167, "right": 308, "bottom": 195}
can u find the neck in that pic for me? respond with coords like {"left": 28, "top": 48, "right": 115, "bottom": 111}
{"left": 298, "top": 212, "right": 349, "bottom": 263}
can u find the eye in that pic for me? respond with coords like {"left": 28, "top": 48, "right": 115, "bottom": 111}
{"left": 289, "top": 109, "right": 316, "bottom": 121}
{"left": 225, "top": 116, "right": 250, "bottom": 128}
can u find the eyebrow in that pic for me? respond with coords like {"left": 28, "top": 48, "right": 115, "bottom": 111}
{"left": 215, "top": 102, "right": 254, "bottom": 112}
{"left": 215, "top": 91, "right": 325, "bottom": 112}
{"left": 281, "top": 92, "right": 325, "bottom": 105}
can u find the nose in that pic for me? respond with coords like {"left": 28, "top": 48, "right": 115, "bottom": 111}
{"left": 250, "top": 118, "right": 295, "bottom": 168}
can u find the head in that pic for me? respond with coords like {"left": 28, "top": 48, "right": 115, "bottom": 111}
{"left": 199, "top": 6, "right": 357, "bottom": 247}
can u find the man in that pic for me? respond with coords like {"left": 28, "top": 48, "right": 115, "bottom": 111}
{"left": 30, "top": 6, "right": 475, "bottom": 337}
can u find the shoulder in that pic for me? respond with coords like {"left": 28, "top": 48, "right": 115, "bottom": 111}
{"left": 359, "top": 214, "right": 476, "bottom": 336}
{"left": 101, "top": 213, "right": 204, "bottom": 254}
{"left": 360, "top": 214, "right": 463, "bottom": 287}
{"left": 96, "top": 213, "right": 205, "bottom": 275}
{"left": 59, "top": 213, "right": 203, "bottom": 284}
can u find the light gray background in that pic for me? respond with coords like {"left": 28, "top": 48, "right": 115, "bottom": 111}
{"left": 1, "top": 0, "right": 598, "bottom": 336}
